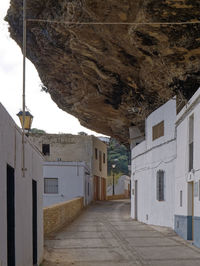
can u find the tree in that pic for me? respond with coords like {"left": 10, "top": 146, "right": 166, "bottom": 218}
{"left": 31, "top": 128, "right": 46, "bottom": 134}
{"left": 107, "top": 138, "right": 130, "bottom": 176}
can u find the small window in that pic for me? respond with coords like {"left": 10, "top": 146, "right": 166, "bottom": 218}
{"left": 180, "top": 190, "right": 183, "bottom": 207}
{"left": 95, "top": 148, "right": 98, "bottom": 159}
{"left": 103, "top": 153, "right": 106, "bottom": 164}
{"left": 42, "top": 144, "right": 50, "bottom": 156}
{"left": 152, "top": 121, "right": 164, "bottom": 141}
{"left": 156, "top": 170, "right": 165, "bottom": 201}
{"left": 99, "top": 151, "right": 102, "bottom": 171}
{"left": 44, "top": 178, "right": 58, "bottom": 194}
{"left": 199, "top": 181, "right": 200, "bottom": 201}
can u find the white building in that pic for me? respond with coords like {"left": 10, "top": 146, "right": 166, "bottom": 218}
{"left": 175, "top": 88, "right": 200, "bottom": 248}
{"left": 131, "top": 99, "right": 176, "bottom": 228}
{"left": 30, "top": 134, "right": 108, "bottom": 202}
{"left": 43, "top": 161, "right": 92, "bottom": 207}
{"left": 0, "top": 103, "right": 43, "bottom": 266}
{"left": 107, "top": 175, "right": 130, "bottom": 197}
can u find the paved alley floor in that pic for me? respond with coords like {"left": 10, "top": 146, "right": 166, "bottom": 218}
{"left": 43, "top": 200, "right": 200, "bottom": 266}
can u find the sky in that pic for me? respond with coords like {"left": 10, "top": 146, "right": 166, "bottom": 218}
{"left": 0, "top": 1, "right": 106, "bottom": 137}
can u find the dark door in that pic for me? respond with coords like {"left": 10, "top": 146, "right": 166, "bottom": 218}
{"left": 32, "top": 180, "right": 37, "bottom": 265}
{"left": 7, "top": 164, "right": 15, "bottom": 266}
{"left": 135, "top": 180, "right": 138, "bottom": 220}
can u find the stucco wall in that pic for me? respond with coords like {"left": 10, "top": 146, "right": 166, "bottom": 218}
{"left": 43, "top": 162, "right": 93, "bottom": 207}
{"left": 44, "top": 197, "right": 84, "bottom": 236}
{"left": 131, "top": 99, "right": 176, "bottom": 228}
{"left": 30, "top": 133, "right": 107, "bottom": 179}
{"left": 175, "top": 90, "right": 200, "bottom": 245}
{"left": 92, "top": 136, "right": 107, "bottom": 178}
{"left": 0, "top": 103, "right": 43, "bottom": 266}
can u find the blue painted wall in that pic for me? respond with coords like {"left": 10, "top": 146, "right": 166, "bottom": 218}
{"left": 174, "top": 215, "right": 192, "bottom": 240}
{"left": 194, "top": 217, "right": 200, "bottom": 248}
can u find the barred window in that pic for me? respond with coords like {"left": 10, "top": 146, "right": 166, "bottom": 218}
{"left": 44, "top": 178, "right": 58, "bottom": 194}
{"left": 180, "top": 190, "right": 183, "bottom": 207}
{"left": 156, "top": 170, "right": 165, "bottom": 201}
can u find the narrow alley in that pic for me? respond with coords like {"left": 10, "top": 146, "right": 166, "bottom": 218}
{"left": 43, "top": 200, "right": 200, "bottom": 266}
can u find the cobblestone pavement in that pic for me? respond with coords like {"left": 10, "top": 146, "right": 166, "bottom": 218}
{"left": 42, "top": 200, "right": 200, "bottom": 266}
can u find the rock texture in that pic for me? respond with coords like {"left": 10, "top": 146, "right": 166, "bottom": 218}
{"left": 5, "top": 0, "right": 200, "bottom": 144}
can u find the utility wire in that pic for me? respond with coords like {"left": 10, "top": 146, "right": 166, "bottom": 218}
{"left": 26, "top": 18, "right": 200, "bottom": 26}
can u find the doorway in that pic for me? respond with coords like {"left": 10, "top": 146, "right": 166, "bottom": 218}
{"left": 134, "top": 180, "right": 138, "bottom": 220}
{"left": 188, "top": 182, "right": 194, "bottom": 240}
{"left": 32, "top": 180, "right": 37, "bottom": 265}
{"left": 7, "top": 164, "right": 15, "bottom": 266}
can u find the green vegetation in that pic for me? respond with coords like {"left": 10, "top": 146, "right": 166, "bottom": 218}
{"left": 107, "top": 138, "right": 130, "bottom": 186}
{"left": 31, "top": 128, "right": 46, "bottom": 134}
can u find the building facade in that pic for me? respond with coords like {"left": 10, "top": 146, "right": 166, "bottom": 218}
{"left": 175, "top": 89, "right": 200, "bottom": 247}
{"left": 0, "top": 103, "right": 43, "bottom": 266}
{"left": 131, "top": 88, "right": 200, "bottom": 248}
{"left": 131, "top": 99, "right": 176, "bottom": 228}
{"left": 43, "top": 161, "right": 92, "bottom": 207}
{"left": 30, "top": 134, "right": 107, "bottom": 203}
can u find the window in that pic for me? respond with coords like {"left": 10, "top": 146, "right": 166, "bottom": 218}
{"left": 103, "top": 153, "right": 106, "bottom": 164}
{"left": 199, "top": 181, "right": 200, "bottom": 201}
{"left": 95, "top": 148, "right": 98, "bottom": 159}
{"left": 42, "top": 144, "right": 50, "bottom": 156}
{"left": 180, "top": 190, "right": 183, "bottom": 207}
{"left": 44, "top": 178, "right": 58, "bottom": 194}
{"left": 152, "top": 121, "right": 164, "bottom": 141}
{"left": 156, "top": 170, "right": 165, "bottom": 201}
{"left": 99, "top": 151, "right": 102, "bottom": 171}
{"left": 189, "top": 114, "right": 194, "bottom": 172}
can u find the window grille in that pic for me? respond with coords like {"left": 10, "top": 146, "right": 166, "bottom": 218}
{"left": 156, "top": 170, "right": 164, "bottom": 201}
{"left": 180, "top": 190, "right": 183, "bottom": 207}
{"left": 44, "top": 178, "right": 58, "bottom": 194}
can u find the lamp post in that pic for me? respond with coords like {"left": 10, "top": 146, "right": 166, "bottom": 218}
{"left": 112, "top": 164, "right": 116, "bottom": 195}
{"left": 17, "top": 111, "right": 33, "bottom": 133}
{"left": 17, "top": 110, "right": 33, "bottom": 177}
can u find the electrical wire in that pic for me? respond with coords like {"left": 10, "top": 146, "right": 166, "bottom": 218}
{"left": 26, "top": 18, "right": 200, "bottom": 26}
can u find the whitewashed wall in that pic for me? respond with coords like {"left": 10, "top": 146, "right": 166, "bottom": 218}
{"left": 175, "top": 89, "right": 200, "bottom": 244}
{"left": 131, "top": 99, "right": 176, "bottom": 228}
{"left": 0, "top": 103, "right": 43, "bottom": 266}
{"left": 43, "top": 162, "right": 92, "bottom": 207}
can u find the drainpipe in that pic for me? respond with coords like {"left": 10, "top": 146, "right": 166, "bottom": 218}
{"left": 22, "top": 0, "right": 27, "bottom": 177}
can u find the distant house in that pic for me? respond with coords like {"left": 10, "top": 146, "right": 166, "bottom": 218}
{"left": 0, "top": 103, "right": 43, "bottom": 266}
{"left": 107, "top": 175, "right": 131, "bottom": 198}
{"left": 131, "top": 99, "right": 176, "bottom": 228}
{"left": 30, "top": 134, "right": 107, "bottom": 204}
{"left": 43, "top": 161, "right": 91, "bottom": 207}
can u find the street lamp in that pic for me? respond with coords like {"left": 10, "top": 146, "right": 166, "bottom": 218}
{"left": 112, "top": 164, "right": 116, "bottom": 195}
{"left": 17, "top": 111, "right": 33, "bottom": 132}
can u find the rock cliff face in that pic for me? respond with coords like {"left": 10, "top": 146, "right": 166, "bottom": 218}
{"left": 5, "top": 0, "right": 200, "bottom": 144}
